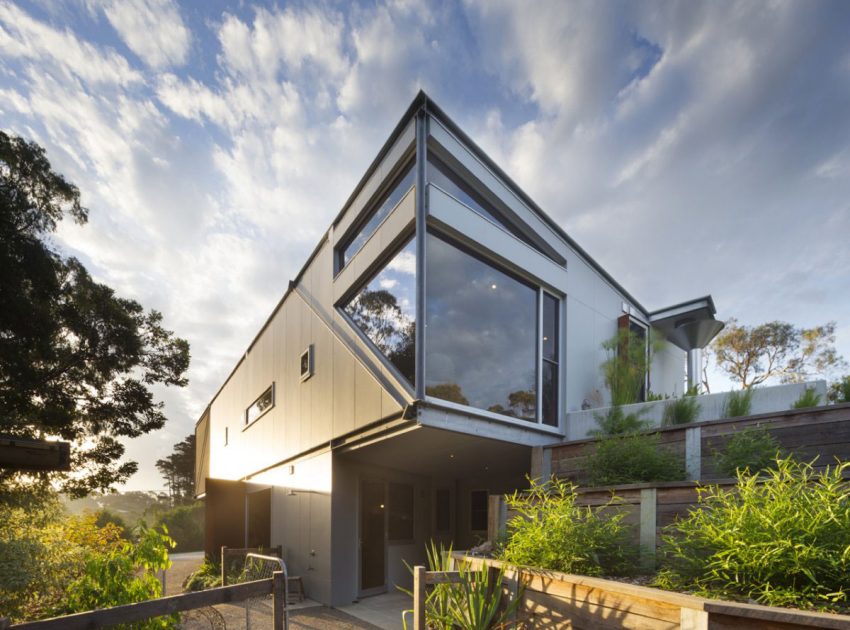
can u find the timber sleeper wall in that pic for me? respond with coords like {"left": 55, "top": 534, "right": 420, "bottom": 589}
{"left": 544, "top": 403, "right": 850, "bottom": 486}
{"left": 453, "top": 555, "right": 850, "bottom": 630}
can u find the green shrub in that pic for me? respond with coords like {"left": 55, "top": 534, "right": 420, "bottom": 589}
{"left": 1, "top": 493, "right": 175, "bottom": 627}
{"left": 153, "top": 502, "right": 203, "bottom": 552}
{"left": 183, "top": 558, "right": 222, "bottom": 592}
{"left": 656, "top": 457, "right": 850, "bottom": 612}
{"left": 713, "top": 425, "right": 782, "bottom": 478}
{"left": 828, "top": 376, "right": 850, "bottom": 404}
{"left": 792, "top": 387, "right": 822, "bottom": 409}
{"left": 588, "top": 405, "right": 649, "bottom": 437}
{"left": 402, "top": 542, "right": 521, "bottom": 630}
{"left": 498, "top": 477, "right": 638, "bottom": 576}
{"left": 0, "top": 496, "right": 128, "bottom": 622}
{"left": 662, "top": 395, "right": 701, "bottom": 426}
{"left": 723, "top": 388, "right": 754, "bottom": 418}
{"left": 63, "top": 524, "right": 176, "bottom": 628}
{"left": 587, "top": 433, "right": 686, "bottom": 486}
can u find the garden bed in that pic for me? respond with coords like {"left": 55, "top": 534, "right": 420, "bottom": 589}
{"left": 456, "top": 555, "right": 850, "bottom": 629}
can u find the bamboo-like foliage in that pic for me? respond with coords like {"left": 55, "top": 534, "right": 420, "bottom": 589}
{"left": 657, "top": 457, "right": 850, "bottom": 612}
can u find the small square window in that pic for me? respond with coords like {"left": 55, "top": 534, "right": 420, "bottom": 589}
{"left": 300, "top": 345, "right": 314, "bottom": 382}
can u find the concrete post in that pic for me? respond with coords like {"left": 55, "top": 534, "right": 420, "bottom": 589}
{"left": 685, "top": 426, "right": 702, "bottom": 481}
{"left": 639, "top": 488, "right": 657, "bottom": 570}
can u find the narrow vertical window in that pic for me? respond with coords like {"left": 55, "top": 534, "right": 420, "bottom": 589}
{"left": 542, "top": 293, "right": 559, "bottom": 427}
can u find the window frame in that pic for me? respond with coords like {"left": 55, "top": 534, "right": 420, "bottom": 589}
{"left": 243, "top": 383, "right": 275, "bottom": 430}
{"left": 336, "top": 158, "right": 416, "bottom": 273}
{"left": 300, "top": 344, "right": 314, "bottom": 382}
{"left": 337, "top": 232, "right": 417, "bottom": 392}
{"left": 423, "top": 229, "right": 563, "bottom": 429}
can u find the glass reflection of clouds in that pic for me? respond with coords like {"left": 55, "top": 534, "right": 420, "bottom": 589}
{"left": 425, "top": 233, "right": 537, "bottom": 421}
{"left": 343, "top": 238, "right": 416, "bottom": 386}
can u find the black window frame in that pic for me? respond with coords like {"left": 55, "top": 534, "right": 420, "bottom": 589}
{"left": 244, "top": 383, "right": 275, "bottom": 429}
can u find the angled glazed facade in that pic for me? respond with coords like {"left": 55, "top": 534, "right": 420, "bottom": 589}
{"left": 194, "top": 92, "right": 721, "bottom": 605}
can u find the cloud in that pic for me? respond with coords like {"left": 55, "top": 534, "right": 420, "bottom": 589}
{"left": 0, "top": 1, "right": 141, "bottom": 85}
{"left": 100, "top": 0, "right": 191, "bottom": 69}
{"left": 3, "top": 0, "right": 850, "bottom": 490}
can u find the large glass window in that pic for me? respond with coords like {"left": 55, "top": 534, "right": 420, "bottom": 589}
{"left": 429, "top": 158, "right": 539, "bottom": 250}
{"left": 340, "top": 164, "right": 415, "bottom": 267}
{"left": 343, "top": 238, "right": 416, "bottom": 386}
{"left": 425, "top": 233, "right": 537, "bottom": 420}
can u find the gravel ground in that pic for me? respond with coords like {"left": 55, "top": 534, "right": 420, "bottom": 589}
{"left": 166, "top": 552, "right": 381, "bottom": 630}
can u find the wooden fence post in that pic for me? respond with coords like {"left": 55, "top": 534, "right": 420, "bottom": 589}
{"left": 272, "top": 571, "right": 285, "bottom": 630}
{"left": 220, "top": 546, "right": 227, "bottom": 586}
{"left": 685, "top": 426, "right": 702, "bottom": 480}
{"left": 639, "top": 488, "right": 657, "bottom": 570}
{"left": 413, "top": 566, "right": 426, "bottom": 630}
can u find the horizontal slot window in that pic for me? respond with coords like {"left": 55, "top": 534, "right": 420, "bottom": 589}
{"left": 340, "top": 164, "right": 415, "bottom": 267}
{"left": 245, "top": 384, "right": 274, "bottom": 426}
{"left": 428, "top": 157, "right": 539, "bottom": 251}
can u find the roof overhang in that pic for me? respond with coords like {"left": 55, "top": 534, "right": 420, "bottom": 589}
{"left": 649, "top": 296, "right": 724, "bottom": 352}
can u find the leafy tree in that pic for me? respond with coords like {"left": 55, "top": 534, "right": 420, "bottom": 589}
{"left": 828, "top": 376, "right": 850, "bottom": 404}
{"left": 155, "top": 434, "right": 196, "bottom": 504}
{"left": 346, "top": 289, "right": 414, "bottom": 383}
{"left": 0, "top": 131, "right": 190, "bottom": 497}
{"left": 426, "top": 383, "right": 468, "bottom": 405}
{"left": 712, "top": 318, "right": 846, "bottom": 389}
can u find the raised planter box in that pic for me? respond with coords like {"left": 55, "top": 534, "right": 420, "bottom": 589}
{"left": 454, "top": 554, "right": 850, "bottom": 629}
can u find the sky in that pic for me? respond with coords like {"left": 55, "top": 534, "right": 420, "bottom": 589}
{"left": 2, "top": 0, "right": 849, "bottom": 492}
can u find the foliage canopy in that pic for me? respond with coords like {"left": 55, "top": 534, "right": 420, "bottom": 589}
{"left": 0, "top": 131, "right": 190, "bottom": 496}
{"left": 711, "top": 318, "right": 845, "bottom": 389}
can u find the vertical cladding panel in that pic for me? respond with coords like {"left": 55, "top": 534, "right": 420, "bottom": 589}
{"left": 333, "top": 337, "right": 356, "bottom": 437}
{"left": 354, "top": 362, "right": 382, "bottom": 429}
{"left": 271, "top": 306, "right": 287, "bottom": 451}
{"left": 312, "top": 241, "right": 334, "bottom": 321}
{"left": 311, "top": 318, "right": 333, "bottom": 445}
{"left": 299, "top": 299, "right": 313, "bottom": 454}
{"left": 594, "top": 312, "right": 617, "bottom": 405}
{"left": 565, "top": 297, "right": 599, "bottom": 412}
{"left": 283, "top": 300, "right": 301, "bottom": 461}
{"left": 382, "top": 387, "right": 403, "bottom": 419}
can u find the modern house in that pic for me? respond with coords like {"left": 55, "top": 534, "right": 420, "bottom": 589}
{"left": 193, "top": 92, "right": 722, "bottom": 605}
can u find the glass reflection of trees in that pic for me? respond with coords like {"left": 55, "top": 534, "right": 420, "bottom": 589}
{"left": 344, "top": 240, "right": 416, "bottom": 386}
{"left": 425, "top": 233, "right": 538, "bottom": 421}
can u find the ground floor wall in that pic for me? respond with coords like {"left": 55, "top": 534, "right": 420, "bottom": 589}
{"left": 204, "top": 437, "right": 530, "bottom": 607}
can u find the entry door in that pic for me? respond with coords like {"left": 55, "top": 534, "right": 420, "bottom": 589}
{"left": 360, "top": 480, "right": 386, "bottom": 595}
